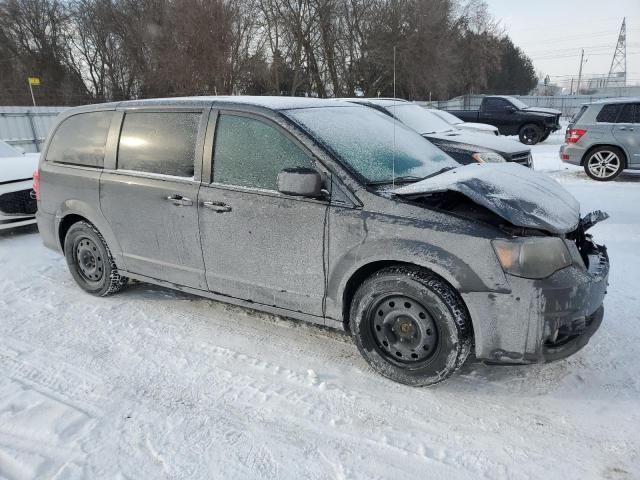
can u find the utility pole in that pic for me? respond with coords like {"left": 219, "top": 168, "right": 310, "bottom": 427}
{"left": 576, "top": 49, "right": 585, "bottom": 95}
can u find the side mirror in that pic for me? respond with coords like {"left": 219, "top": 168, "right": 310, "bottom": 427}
{"left": 277, "top": 167, "right": 324, "bottom": 198}
{"left": 505, "top": 106, "right": 517, "bottom": 114}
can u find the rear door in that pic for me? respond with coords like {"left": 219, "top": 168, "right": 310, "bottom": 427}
{"left": 198, "top": 110, "right": 328, "bottom": 317}
{"left": 612, "top": 103, "right": 640, "bottom": 166}
{"left": 100, "top": 108, "right": 208, "bottom": 289}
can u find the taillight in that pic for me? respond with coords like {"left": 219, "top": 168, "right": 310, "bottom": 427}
{"left": 32, "top": 169, "right": 40, "bottom": 200}
{"left": 565, "top": 128, "right": 586, "bottom": 144}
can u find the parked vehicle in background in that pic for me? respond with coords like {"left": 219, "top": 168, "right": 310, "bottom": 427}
{"left": 561, "top": 98, "right": 640, "bottom": 181}
{"left": 429, "top": 108, "right": 500, "bottom": 136}
{"left": 36, "top": 97, "right": 608, "bottom": 386}
{"left": 445, "top": 95, "right": 562, "bottom": 145}
{"left": 346, "top": 98, "right": 532, "bottom": 167}
{"left": 0, "top": 140, "right": 39, "bottom": 229}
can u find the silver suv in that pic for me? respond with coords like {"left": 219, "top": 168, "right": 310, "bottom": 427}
{"left": 36, "top": 97, "right": 609, "bottom": 386}
{"left": 560, "top": 97, "right": 640, "bottom": 181}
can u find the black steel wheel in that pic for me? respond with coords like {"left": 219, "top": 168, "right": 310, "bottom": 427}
{"left": 64, "top": 221, "right": 127, "bottom": 296}
{"left": 518, "top": 123, "right": 543, "bottom": 145}
{"left": 369, "top": 294, "right": 439, "bottom": 365}
{"left": 349, "top": 266, "right": 472, "bottom": 386}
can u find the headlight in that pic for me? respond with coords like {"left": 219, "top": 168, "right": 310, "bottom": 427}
{"left": 471, "top": 152, "right": 506, "bottom": 163}
{"left": 492, "top": 237, "right": 572, "bottom": 279}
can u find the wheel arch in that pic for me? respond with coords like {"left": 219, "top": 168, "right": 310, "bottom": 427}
{"left": 340, "top": 260, "right": 472, "bottom": 334}
{"left": 55, "top": 200, "right": 124, "bottom": 267}
{"left": 580, "top": 143, "right": 628, "bottom": 167}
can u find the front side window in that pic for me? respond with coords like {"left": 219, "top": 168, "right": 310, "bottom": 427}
{"left": 596, "top": 104, "right": 622, "bottom": 123}
{"left": 212, "top": 114, "right": 315, "bottom": 190}
{"left": 617, "top": 103, "right": 640, "bottom": 124}
{"left": 483, "top": 98, "right": 510, "bottom": 112}
{"left": 46, "top": 111, "right": 113, "bottom": 167}
{"left": 118, "top": 112, "right": 200, "bottom": 177}
{"left": 285, "top": 105, "right": 458, "bottom": 185}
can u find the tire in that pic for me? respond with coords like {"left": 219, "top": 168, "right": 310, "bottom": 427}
{"left": 349, "top": 266, "right": 472, "bottom": 386}
{"left": 63, "top": 221, "right": 128, "bottom": 296}
{"left": 518, "top": 123, "right": 543, "bottom": 145}
{"left": 539, "top": 130, "right": 551, "bottom": 142}
{"left": 583, "top": 146, "right": 625, "bottom": 181}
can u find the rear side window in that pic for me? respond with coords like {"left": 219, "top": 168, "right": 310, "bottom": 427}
{"left": 46, "top": 111, "right": 113, "bottom": 167}
{"left": 212, "top": 114, "right": 314, "bottom": 190}
{"left": 118, "top": 112, "right": 200, "bottom": 177}
{"left": 617, "top": 103, "right": 640, "bottom": 123}
{"left": 595, "top": 104, "right": 621, "bottom": 123}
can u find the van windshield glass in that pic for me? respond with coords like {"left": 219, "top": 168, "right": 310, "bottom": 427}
{"left": 284, "top": 106, "right": 458, "bottom": 185}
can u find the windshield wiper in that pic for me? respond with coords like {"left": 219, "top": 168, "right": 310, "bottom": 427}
{"left": 420, "top": 166, "right": 457, "bottom": 180}
{"left": 367, "top": 175, "right": 424, "bottom": 186}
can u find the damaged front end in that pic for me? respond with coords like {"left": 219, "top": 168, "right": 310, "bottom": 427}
{"left": 394, "top": 164, "right": 610, "bottom": 364}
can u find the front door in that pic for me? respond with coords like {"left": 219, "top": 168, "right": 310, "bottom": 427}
{"left": 100, "top": 110, "right": 207, "bottom": 289}
{"left": 198, "top": 111, "right": 327, "bottom": 317}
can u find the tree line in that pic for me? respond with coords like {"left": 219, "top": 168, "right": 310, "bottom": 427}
{"left": 0, "top": 0, "right": 537, "bottom": 106}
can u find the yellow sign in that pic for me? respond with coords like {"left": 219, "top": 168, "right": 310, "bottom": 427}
{"left": 28, "top": 77, "right": 40, "bottom": 86}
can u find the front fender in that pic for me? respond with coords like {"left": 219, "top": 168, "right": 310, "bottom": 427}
{"left": 326, "top": 237, "right": 510, "bottom": 321}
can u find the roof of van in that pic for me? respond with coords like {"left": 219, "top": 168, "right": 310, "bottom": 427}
{"left": 588, "top": 96, "right": 640, "bottom": 105}
{"left": 69, "top": 96, "right": 357, "bottom": 112}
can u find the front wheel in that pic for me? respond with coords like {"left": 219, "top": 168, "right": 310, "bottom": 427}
{"left": 539, "top": 130, "right": 551, "bottom": 142}
{"left": 583, "top": 146, "right": 625, "bottom": 181}
{"left": 64, "top": 221, "right": 128, "bottom": 296}
{"left": 349, "top": 266, "right": 472, "bottom": 386}
{"left": 519, "top": 123, "right": 543, "bottom": 145}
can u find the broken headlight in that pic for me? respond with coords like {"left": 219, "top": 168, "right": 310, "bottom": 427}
{"left": 492, "top": 237, "right": 572, "bottom": 279}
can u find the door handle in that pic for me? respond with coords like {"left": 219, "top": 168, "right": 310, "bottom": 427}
{"left": 619, "top": 126, "right": 634, "bottom": 131}
{"left": 166, "top": 194, "right": 193, "bottom": 206}
{"left": 202, "top": 201, "right": 232, "bottom": 213}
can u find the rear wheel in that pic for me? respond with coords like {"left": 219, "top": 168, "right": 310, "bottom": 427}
{"left": 64, "top": 221, "right": 127, "bottom": 296}
{"left": 583, "top": 146, "right": 625, "bottom": 181}
{"left": 349, "top": 266, "right": 472, "bottom": 386}
{"left": 519, "top": 123, "right": 543, "bottom": 145}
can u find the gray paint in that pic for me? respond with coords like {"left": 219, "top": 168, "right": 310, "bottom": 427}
{"left": 36, "top": 96, "right": 608, "bottom": 364}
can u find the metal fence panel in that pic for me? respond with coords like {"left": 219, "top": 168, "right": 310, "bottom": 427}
{"left": 0, "top": 106, "right": 66, "bottom": 153}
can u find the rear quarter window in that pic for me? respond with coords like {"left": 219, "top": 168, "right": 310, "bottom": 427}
{"left": 595, "top": 104, "right": 622, "bottom": 123}
{"left": 45, "top": 111, "right": 113, "bottom": 167}
{"left": 117, "top": 112, "right": 200, "bottom": 178}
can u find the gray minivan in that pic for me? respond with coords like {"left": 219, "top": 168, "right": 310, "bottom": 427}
{"left": 36, "top": 97, "right": 609, "bottom": 386}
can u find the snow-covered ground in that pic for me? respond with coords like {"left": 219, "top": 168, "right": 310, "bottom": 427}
{"left": 1, "top": 128, "right": 639, "bottom": 479}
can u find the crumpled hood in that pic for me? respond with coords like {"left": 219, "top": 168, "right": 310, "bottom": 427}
{"left": 0, "top": 154, "right": 39, "bottom": 184}
{"left": 523, "top": 106, "right": 562, "bottom": 116}
{"left": 394, "top": 163, "right": 580, "bottom": 234}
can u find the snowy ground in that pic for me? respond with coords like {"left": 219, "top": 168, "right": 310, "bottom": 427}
{"left": 1, "top": 127, "right": 639, "bottom": 479}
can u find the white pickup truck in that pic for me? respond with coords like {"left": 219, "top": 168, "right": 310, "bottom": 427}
{"left": 0, "top": 140, "right": 39, "bottom": 229}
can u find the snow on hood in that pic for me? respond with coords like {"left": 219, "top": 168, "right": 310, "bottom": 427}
{"left": 0, "top": 154, "right": 39, "bottom": 184}
{"left": 523, "top": 106, "right": 562, "bottom": 116}
{"left": 394, "top": 163, "right": 581, "bottom": 234}
{"left": 426, "top": 130, "right": 527, "bottom": 154}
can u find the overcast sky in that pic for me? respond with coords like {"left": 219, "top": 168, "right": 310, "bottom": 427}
{"left": 484, "top": 0, "right": 639, "bottom": 87}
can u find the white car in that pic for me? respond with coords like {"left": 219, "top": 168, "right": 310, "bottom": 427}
{"left": 0, "top": 140, "right": 39, "bottom": 229}
{"left": 430, "top": 109, "right": 500, "bottom": 136}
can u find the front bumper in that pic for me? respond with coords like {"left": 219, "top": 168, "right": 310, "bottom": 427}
{"left": 0, "top": 179, "right": 37, "bottom": 230}
{"left": 463, "top": 241, "right": 609, "bottom": 364}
